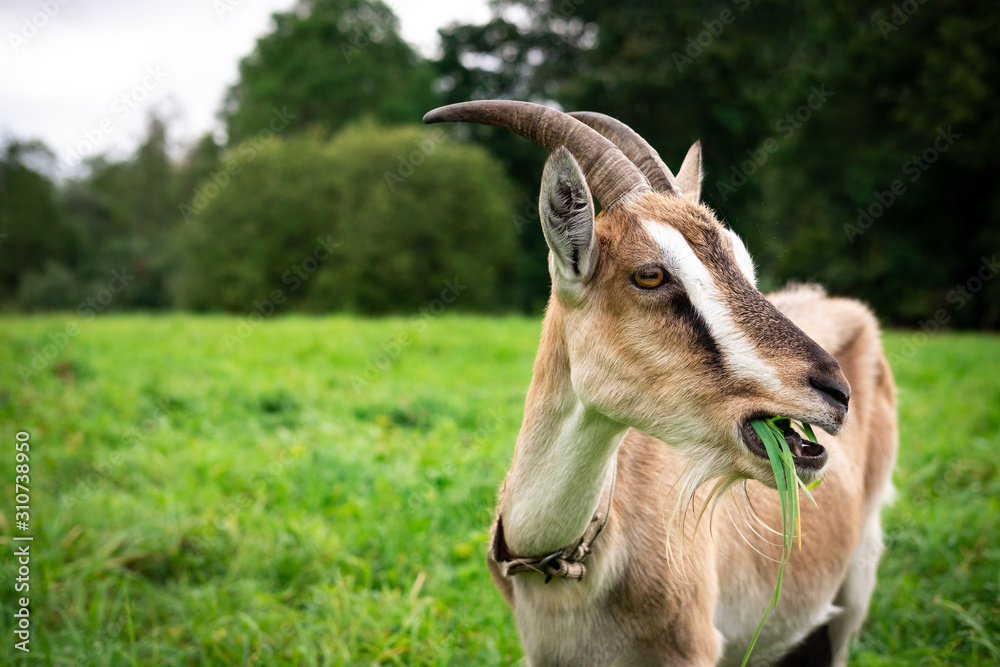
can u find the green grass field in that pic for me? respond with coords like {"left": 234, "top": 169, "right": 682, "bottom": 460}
{"left": 1, "top": 314, "right": 997, "bottom": 666}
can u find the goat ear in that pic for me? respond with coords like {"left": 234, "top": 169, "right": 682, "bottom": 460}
{"left": 539, "top": 147, "right": 598, "bottom": 283}
{"left": 677, "top": 140, "right": 702, "bottom": 202}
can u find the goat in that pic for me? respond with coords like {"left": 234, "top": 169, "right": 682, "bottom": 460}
{"left": 424, "top": 101, "right": 897, "bottom": 666}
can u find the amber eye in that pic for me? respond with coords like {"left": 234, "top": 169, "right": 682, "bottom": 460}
{"left": 633, "top": 266, "right": 667, "bottom": 289}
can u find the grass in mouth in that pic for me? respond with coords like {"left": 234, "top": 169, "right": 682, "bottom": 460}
{"left": 740, "top": 417, "right": 824, "bottom": 666}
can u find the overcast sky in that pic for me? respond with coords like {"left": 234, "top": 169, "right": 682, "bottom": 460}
{"left": 0, "top": 0, "right": 490, "bottom": 175}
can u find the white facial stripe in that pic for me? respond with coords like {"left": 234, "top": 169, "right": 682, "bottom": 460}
{"left": 726, "top": 229, "right": 757, "bottom": 287}
{"left": 642, "top": 221, "right": 781, "bottom": 391}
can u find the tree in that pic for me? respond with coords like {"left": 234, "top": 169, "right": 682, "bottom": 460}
{"left": 173, "top": 123, "right": 519, "bottom": 314}
{"left": 177, "top": 133, "right": 221, "bottom": 207}
{"left": 434, "top": 12, "right": 600, "bottom": 311}
{"left": 128, "top": 115, "right": 177, "bottom": 239}
{"left": 0, "top": 140, "right": 74, "bottom": 301}
{"left": 222, "top": 0, "right": 439, "bottom": 144}
{"left": 49, "top": 113, "right": 181, "bottom": 310}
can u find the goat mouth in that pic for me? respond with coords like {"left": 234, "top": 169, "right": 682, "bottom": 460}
{"left": 740, "top": 417, "right": 827, "bottom": 471}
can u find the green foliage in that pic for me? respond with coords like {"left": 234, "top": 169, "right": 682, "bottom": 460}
{"left": 752, "top": 1, "right": 1000, "bottom": 328}
{"left": 435, "top": 15, "right": 588, "bottom": 311}
{"left": 744, "top": 417, "right": 821, "bottom": 665}
{"left": 0, "top": 141, "right": 74, "bottom": 300}
{"left": 126, "top": 116, "right": 176, "bottom": 238}
{"left": 223, "top": 0, "right": 439, "bottom": 144}
{"left": 19, "top": 115, "right": 182, "bottom": 312}
{"left": 14, "top": 260, "right": 84, "bottom": 310}
{"left": 0, "top": 315, "right": 997, "bottom": 663}
{"left": 173, "top": 123, "right": 519, "bottom": 313}
{"left": 176, "top": 133, "right": 222, "bottom": 205}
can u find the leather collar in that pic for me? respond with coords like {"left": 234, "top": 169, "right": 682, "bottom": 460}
{"left": 491, "top": 457, "right": 617, "bottom": 583}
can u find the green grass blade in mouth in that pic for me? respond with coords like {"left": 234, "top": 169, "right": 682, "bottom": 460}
{"left": 797, "top": 474, "right": 819, "bottom": 506}
{"left": 741, "top": 417, "right": 818, "bottom": 666}
{"left": 795, "top": 420, "right": 824, "bottom": 501}
{"left": 799, "top": 421, "right": 819, "bottom": 443}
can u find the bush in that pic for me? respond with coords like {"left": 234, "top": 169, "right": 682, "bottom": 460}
{"left": 15, "top": 261, "right": 84, "bottom": 310}
{"left": 172, "top": 123, "right": 519, "bottom": 314}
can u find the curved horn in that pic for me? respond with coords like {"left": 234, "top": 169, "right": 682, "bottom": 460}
{"left": 568, "top": 111, "right": 680, "bottom": 196}
{"left": 423, "top": 101, "right": 651, "bottom": 211}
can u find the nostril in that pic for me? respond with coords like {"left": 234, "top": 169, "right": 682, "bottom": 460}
{"left": 810, "top": 375, "right": 851, "bottom": 410}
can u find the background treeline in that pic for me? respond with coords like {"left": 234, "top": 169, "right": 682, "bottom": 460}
{"left": 1, "top": 0, "right": 997, "bottom": 327}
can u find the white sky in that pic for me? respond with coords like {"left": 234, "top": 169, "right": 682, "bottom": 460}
{"left": 0, "top": 0, "right": 491, "bottom": 175}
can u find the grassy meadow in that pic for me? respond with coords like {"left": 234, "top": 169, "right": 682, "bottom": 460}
{"left": 0, "top": 314, "right": 997, "bottom": 665}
